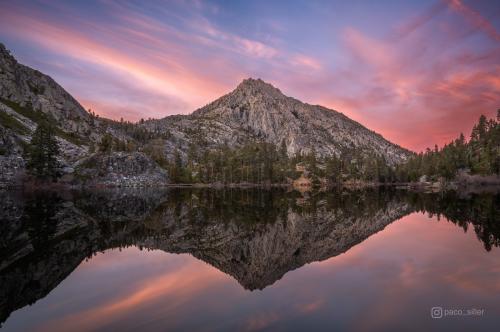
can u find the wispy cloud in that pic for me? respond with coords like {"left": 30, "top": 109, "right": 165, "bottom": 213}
{"left": 445, "top": 0, "right": 500, "bottom": 41}
{"left": 0, "top": 0, "right": 498, "bottom": 150}
{"left": 289, "top": 1, "right": 500, "bottom": 151}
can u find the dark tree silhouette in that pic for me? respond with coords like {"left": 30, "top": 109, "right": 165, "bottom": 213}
{"left": 27, "top": 121, "right": 60, "bottom": 181}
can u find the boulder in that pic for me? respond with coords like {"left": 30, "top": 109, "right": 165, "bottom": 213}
{"left": 74, "top": 152, "right": 169, "bottom": 187}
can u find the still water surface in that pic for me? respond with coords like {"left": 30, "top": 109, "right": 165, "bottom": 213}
{"left": 1, "top": 188, "right": 499, "bottom": 331}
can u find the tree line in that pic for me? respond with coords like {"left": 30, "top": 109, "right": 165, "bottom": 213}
{"left": 161, "top": 141, "right": 296, "bottom": 184}
{"left": 159, "top": 111, "right": 500, "bottom": 185}
{"left": 395, "top": 111, "right": 500, "bottom": 182}
{"left": 155, "top": 141, "right": 396, "bottom": 185}
{"left": 25, "top": 110, "right": 499, "bottom": 185}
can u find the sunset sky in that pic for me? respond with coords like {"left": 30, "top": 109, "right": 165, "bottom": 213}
{"left": 0, "top": 0, "right": 499, "bottom": 152}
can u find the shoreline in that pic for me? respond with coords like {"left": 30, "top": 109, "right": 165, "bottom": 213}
{"left": 3, "top": 179, "right": 500, "bottom": 193}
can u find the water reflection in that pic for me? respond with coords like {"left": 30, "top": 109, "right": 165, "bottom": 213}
{"left": 0, "top": 188, "right": 499, "bottom": 329}
{"left": 405, "top": 192, "right": 500, "bottom": 251}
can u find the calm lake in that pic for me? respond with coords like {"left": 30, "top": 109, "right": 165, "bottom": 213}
{"left": 1, "top": 188, "right": 499, "bottom": 331}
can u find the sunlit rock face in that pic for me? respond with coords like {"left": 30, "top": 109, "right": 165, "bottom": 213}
{"left": 146, "top": 78, "right": 412, "bottom": 165}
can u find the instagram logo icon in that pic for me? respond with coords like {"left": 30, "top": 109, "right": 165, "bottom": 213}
{"left": 431, "top": 307, "right": 443, "bottom": 319}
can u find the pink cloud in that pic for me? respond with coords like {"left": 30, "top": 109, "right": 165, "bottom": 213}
{"left": 0, "top": 1, "right": 498, "bottom": 151}
{"left": 0, "top": 4, "right": 241, "bottom": 116}
{"left": 244, "top": 312, "right": 280, "bottom": 331}
{"left": 36, "top": 251, "right": 227, "bottom": 332}
{"left": 190, "top": 17, "right": 279, "bottom": 59}
{"left": 290, "top": 54, "right": 322, "bottom": 70}
{"left": 310, "top": 7, "right": 500, "bottom": 151}
{"left": 445, "top": 0, "right": 500, "bottom": 42}
{"left": 238, "top": 38, "right": 278, "bottom": 58}
{"left": 297, "top": 299, "right": 325, "bottom": 314}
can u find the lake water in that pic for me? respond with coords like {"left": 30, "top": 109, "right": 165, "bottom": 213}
{"left": 1, "top": 188, "right": 499, "bottom": 331}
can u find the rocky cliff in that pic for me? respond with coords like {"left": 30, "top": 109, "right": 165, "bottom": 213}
{"left": 144, "top": 78, "right": 412, "bottom": 165}
{"left": 0, "top": 44, "right": 92, "bottom": 137}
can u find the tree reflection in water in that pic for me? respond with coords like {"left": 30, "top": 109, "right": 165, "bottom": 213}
{"left": 0, "top": 188, "right": 499, "bottom": 325}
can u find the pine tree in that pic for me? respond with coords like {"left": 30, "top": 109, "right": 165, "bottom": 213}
{"left": 27, "top": 121, "right": 60, "bottom": 181}
{"left": 279, "top": 140, "right": 288, "bottom": 159}
{"left": 98, "top": 133, "right": 113, "bottom": 153}
{"left": 171, "top": 149, "right": 184, "bottom": 183}
{"left": 398, "top": 112, "right": 499, "bottom": 180}
{"left": 325, "top": 156, "right": 341, "bottom": 184}
{"left": 477, "top": 115, "right": 488, "bottom": 140}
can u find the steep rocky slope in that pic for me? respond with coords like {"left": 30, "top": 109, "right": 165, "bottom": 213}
{"left": 144, "top": 78, "right": 412, "bottom": 165}
{"left": 0, "top": 44, "right": 92, "bottom": 137}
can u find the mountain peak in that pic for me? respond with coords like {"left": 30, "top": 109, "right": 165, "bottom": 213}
{"left": 238, "top": 77, "right": 268, "bottom": 87}
{"left": 190, "top": 77, "right": 411, "bottom": 164}
{"left": 235, "top": 77, "right": 284, "bottom": 99}
{"left": 0, "top": 43, "right": 15, "bottom": 63}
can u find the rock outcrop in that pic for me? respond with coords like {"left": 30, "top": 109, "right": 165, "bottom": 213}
{"left": 0, "top": 43, "right": 93, "bottom": 137}
{"left": 73, "top": 152, "right": 169, "bottom": 187}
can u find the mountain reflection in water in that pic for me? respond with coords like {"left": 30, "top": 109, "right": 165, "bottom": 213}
{"left": 0, "top": 188, "right": 499, "bottom": 330}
